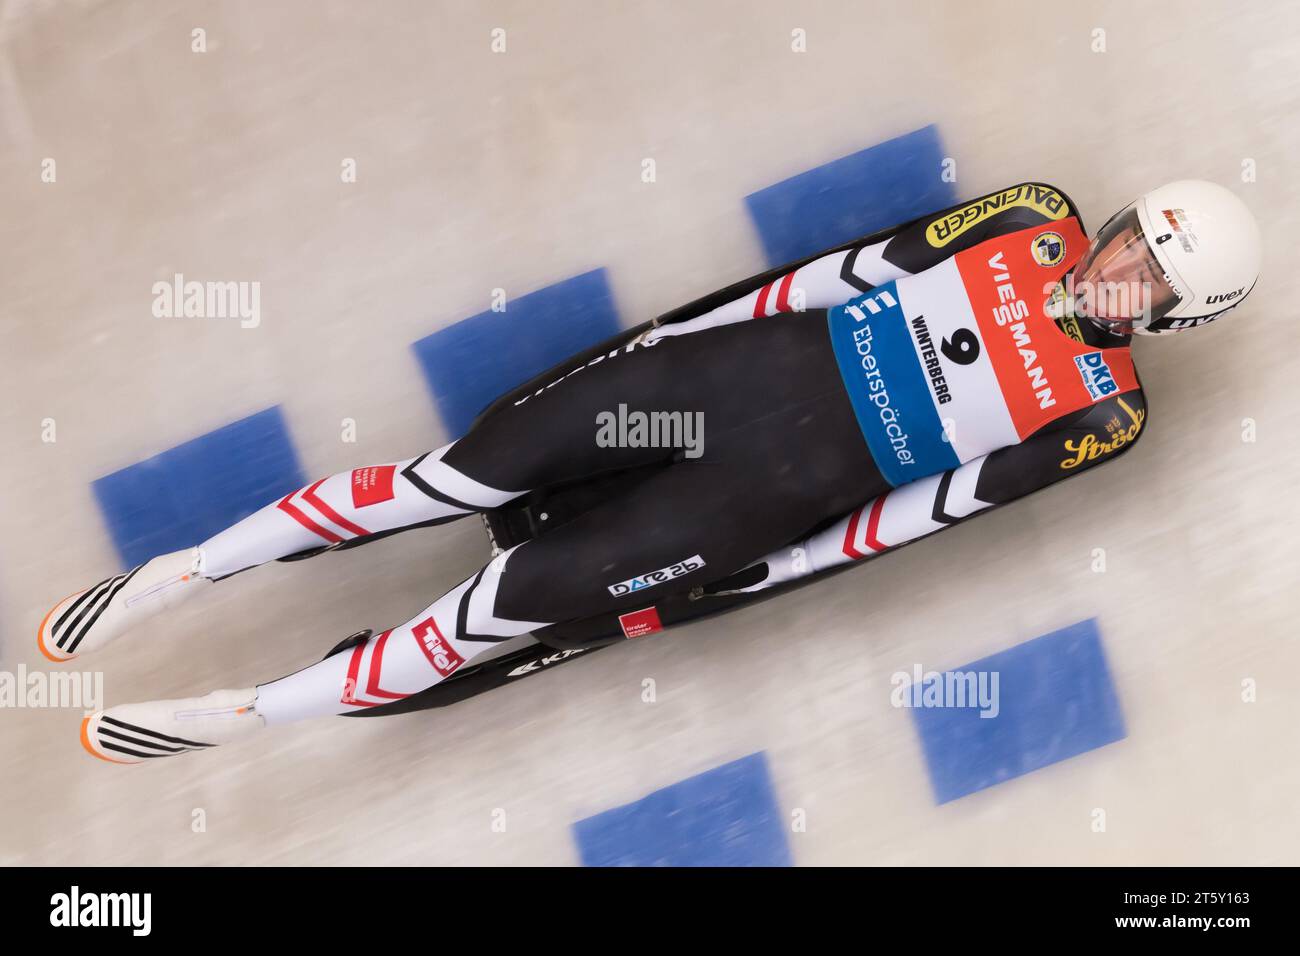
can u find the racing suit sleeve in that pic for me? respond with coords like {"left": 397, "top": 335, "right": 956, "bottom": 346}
{"left": 650, "top": 182, "right": 1076, "bottom": 341}
{"left": 725, "top": 386, "right": 1146, "bottom": 593}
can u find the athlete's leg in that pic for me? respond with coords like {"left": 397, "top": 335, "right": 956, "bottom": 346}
{"left": 200, "top": 337, "right": 718, "bottom": 578}
{"left": 45, "top": 317, "right": 845, "bottom": 662}
{"left": 198, "top": 330, "right": 731, "bottom": 578}
{"left": 42, "top": 335, "right": 709, "bottom": 661}
{"left": 254, "top": 438, "right": 854, "bottom": 725}
{"left": 39, "top": 447, "right": 503, "bottom": 662}
{"left": 199, "top": 447, "right": 503, "bottom": 579}
{"left": 79, "top": 376, "right": 886, "bottom": 759}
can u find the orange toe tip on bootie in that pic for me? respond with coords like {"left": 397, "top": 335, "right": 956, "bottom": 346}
{"left": 80, "top": 715, "right": 136, "bottom": 765}
{"left": 37, "top": 592, "right": 81, "bottom": 663}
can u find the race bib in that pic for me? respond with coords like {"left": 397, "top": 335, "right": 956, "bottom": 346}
{"left": 827, "top": 217, "right": 1138, "bottom": 486}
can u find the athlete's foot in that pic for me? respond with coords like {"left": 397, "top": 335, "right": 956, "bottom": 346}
{"left": 38, "top": 547, "right": 208, "bottom": 662}
{"left": 80, "top": 688, "right": 263, "bottom": 764}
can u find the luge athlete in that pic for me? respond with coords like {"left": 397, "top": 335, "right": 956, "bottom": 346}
{"left": 39, "top": 179, "right": 1261, "bottom": 763}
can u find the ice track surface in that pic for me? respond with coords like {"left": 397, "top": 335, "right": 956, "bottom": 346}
{"left": 1, "top": 0, "right": 1298, "bottom": 865}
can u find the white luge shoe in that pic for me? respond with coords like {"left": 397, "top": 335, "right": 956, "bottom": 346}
{"left": 80, "top": 688, "right": 263, "bottom": 764}
{"left": 38, "top": 547, "right": 208, "bottom": 662}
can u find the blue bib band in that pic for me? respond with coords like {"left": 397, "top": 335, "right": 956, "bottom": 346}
{"left": 826, "top": 286, "right": 960, "bottom": 487}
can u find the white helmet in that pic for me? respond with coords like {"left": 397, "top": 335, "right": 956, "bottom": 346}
{"left": 1072, "top": 180, "right": 1262, "bottom": 335}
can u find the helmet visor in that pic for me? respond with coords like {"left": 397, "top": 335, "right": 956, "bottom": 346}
{"left": 1072, "top": 205, "right": 1183, "bottom": 331}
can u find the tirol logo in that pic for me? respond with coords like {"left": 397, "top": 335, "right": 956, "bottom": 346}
{"left": 412, "top": 616, "right": 465, "bottom": 678}
{"left": 1030, "top": 230, "right": 1066, "bottom": 267}
{"left": 1073, "top": 351, "right": 1119, "bottom": 402}
{"left": 607, "top": 554, "right": 705, "bottom": 596}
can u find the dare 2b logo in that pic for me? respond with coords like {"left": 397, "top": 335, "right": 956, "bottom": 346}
{"left": 1074, "top": 351, "right": 1120, "bottom": 402}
